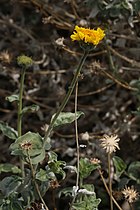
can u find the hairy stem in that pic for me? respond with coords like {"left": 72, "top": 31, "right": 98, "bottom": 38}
{"left": 43, "top": 50, "right": 88, "bottom": 148}
{"left": 75, "top": 82, "right": 80, "bottom": 189}
{"left": 69, "top": 82, "right": 80, "bottom": 210}
{"left": 17, "top": 68, "right": 26, "bottom": 178}
{"left": 27, "top": 151, "right": 49, "bottom": 210}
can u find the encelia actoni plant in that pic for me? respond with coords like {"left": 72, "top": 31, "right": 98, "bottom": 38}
{"left": 0, "top": 26, "right": 135, "bottom": 210}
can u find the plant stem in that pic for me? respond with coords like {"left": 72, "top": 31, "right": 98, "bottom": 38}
{"left": 108, "top": 153, "right": 113, "bottom": 210}
{"left": 17, "top": 68, "right": 26, "bottom": 178}
{"left": 75, "top": 82, "right": 79, "bottom": 189}
{"left": 98, "top": 169, "right": 122, "bottom": 210}
{"left": 69, "top": 82, "right": 80, "bottom": 210}
{"left": 27, "top": 150, "right": 49, "bottom": 210}
{"left": 43, "top": 50, "right": 88, "bottom": 148}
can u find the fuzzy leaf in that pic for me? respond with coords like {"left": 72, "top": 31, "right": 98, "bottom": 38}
{"left": 113, "top": 156, "right": 127, "bottom": 178}
{"left": 79, "top": 158, "right": 100, "bottom": 179}
{"left": 10, "top": 132, "right": 45, "bottom": 164}
{"left": 0, "top": 121, "right": 18, "bottom": 140}
{"left": 127, "top": 161, "right": 140, "bottom": 184}
{"left": 0, "top": 164, "right": 21, "bottom": 174}
{"left": 0, "top": 176, "right": 22, "bottom": 197}
{"left": 36, "top": 169, "right": 49, "bottom": 182}
{"left": 51, "top": 111, "right": 84, "bottom": 128}
{"left": 6, "top": 94, "right": 19, "bottom": 102}
{"left": 22, "top": 104, "right": 39, "bottom": 114}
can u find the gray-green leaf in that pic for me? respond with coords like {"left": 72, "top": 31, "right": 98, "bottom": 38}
{"left": 113, "top": 156, "right": 127, "bottom": 178}
{"left": 0, "top": 121, "right": 18, "bottom": 140}
{"left": 51, "top": 111, "right": 84, "bottom": 128}
{"left": 22, "top": 104, "right": 40, "bottom": 114}
{"left": 0, "top": 164, "right": 21, "bottom": 174}
{"left": 6, "top": 94, "right": 19, "bottom": 102}
{"left": 127, "top": 161, "right": 140, "bottom": 184}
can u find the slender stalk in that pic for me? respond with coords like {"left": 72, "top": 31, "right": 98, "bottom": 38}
{"left": 108, "top": 153, "right": 113, "bottom": 210}
{"left": 75, "top": 82, "right": 80, "bottom": 189}
{"left": 27, "top": 150, "right": 49, "bottom": 210}
{"left": 17, "top": 68, "right": 26, "bottom": 178}
{"left": 69, "top": 82, "right": 80, "bottom": 210}
{"left": 43, "top": 50, "right": 88, "bottom": 148}
{"left": 98, "top": 169, "right": 122, "bottom": 210}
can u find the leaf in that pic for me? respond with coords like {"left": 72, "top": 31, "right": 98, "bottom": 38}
{"left": 58, "top": 187, "right": 73, "bottom": 198}
{"left": 6, "top": 94, "right": 19, "bottom": 102}
{"left": 0, "top": 121, "right": 18, "bottom": 140}
{"left": 127, "top": 161, "right": 140, "bottom": 184}
{"left": 79, "top": 158, "right": 100, "bottom": 179}
{"left": 51, "top": 111, "right": 84, "bottom": 128}
{"left": 29, "top": 149, "right": 45, "bottom": 165}
{"left": 36, "top": 169, "right": 49, "bottom": 182}
{"left": 10, "top": 132, "right": 45, "bottom": 164}
{"left": 0, "top": 176, "right": 22, "bottom": 197}
{"left": 48, "top": 151, "right": 66, "bottom": 179}
{"left": 22, "top": 104, "right": 40, "bottom": 114}
{"left": 72, "top": 185, "right": 101, "bottom": 210}
{"left": 113, "top": 156, "right": 127, "bottom": 178}
{"left": 0, "top": 164, "right": 21, "bottom": 174}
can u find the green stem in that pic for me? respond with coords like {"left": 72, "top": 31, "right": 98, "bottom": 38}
{"left": 108, "top": 153, "right": 113, "bottom": 210}
{"left": 43, "top": 50, "right": 88, "bottom": 148}
{"left": 69, "top": 82, "right": 79, "bottom": 210}
{"left": 27, "top": 150, "right": 49, "bottom": 210}
{"left": 75, "top": 82, "right": 79, "bottom": 189}
{"left": 17, "top": 68, "right": 26, "bottom": 178}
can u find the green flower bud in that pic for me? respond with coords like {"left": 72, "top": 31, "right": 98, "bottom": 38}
{"left": 17, "top": 55, "right": 33, "bottom": 69}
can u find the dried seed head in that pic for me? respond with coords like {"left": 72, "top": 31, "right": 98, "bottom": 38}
{"left": 0, "top": 50, "right": 12, "bottom": 63}
{"left": 100, "top": 134, "right": 120, "bottom": 154}
{"left": 122, "top": 186, "right": 139, "bottom": 203}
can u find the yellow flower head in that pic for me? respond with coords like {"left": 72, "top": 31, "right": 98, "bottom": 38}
{"left": 70, "top": 26, "right": 105, "bottom": 45}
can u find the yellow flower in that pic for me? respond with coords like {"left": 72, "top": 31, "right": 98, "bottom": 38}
{"left": 122, "top": 186, "right": 139, "bottom": 203}
{"left": 100, "top": 134, "right": 120, "bottom": 154}
{"left": 70, "top": 26, "right": 105, "bottom": 45}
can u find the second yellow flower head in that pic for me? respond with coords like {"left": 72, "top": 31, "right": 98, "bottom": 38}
{"left": 71, "top": 26, "right": 105, "bottom": 46}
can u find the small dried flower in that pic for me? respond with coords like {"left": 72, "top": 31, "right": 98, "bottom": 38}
{"left": 55, "top": 37, "right": 65, "bottom": 48}
{"left": 70, "top": 26, "right": 105, "bottom": 46}
{"left": 0, "top": 50, "right": 12, "bottom": 63}
{"left": 80, "top": 131, "right": 90, "bottom": 141}
{"left": 122, "top": 186, "right": 139, "bottom": 203}
{"left": 113, "top": 190, "right": 123, "bottom": 201}
{"left": 90, "top": 158, "right": 101, "bottom": 165}
{"left": 100, "top": 134, "right": 120, "bottom": 154}
{"left": 17, "top": 55, "right": 33, "bottom": 69}
{"left": 20, "top": 140, "right": 32, "bottom": 150}
{"left": 50, "top": 180, "right": 60, "bottom": 189}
